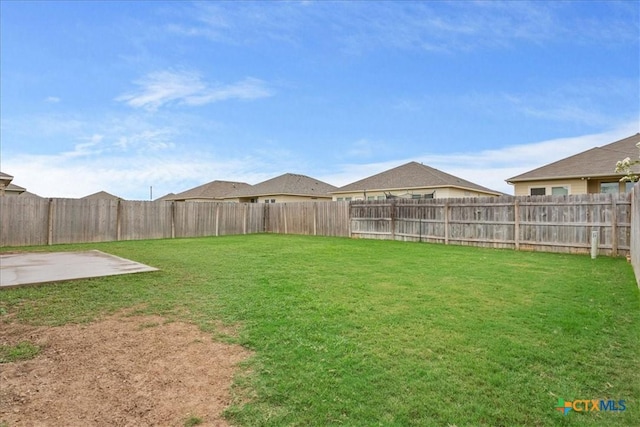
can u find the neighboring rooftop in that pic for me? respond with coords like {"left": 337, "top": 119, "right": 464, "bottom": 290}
{"left": 155, "top": 192, "right": 177, "bottom": 202}
{"left": 333, "top": 161, "right": 502, "bottom": 195}
{"left": 0, "top": 172, "right": 14, "bottom": 182}
{"left": 231, "top": 173, "right": 337, "bottom": 198}
{"left": 168, "top": 180, "right": 252, "bottom": 201}
{"left": 507, "top": 133, "right": 640, "bottom": 183}
{"left": 0, "top": 171, "right": 27, "bottom": 196}
{"left": 82, "top": 191, "right": 121, "bottom": 200}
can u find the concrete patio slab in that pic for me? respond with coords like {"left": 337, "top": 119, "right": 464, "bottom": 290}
{"left": 0, "top": 250, "right": 159, "bottom": 288}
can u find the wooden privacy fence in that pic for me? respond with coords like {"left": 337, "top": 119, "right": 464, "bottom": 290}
{"left": 631, "top": 182, "right": 640, "bottom": 286}
{"left": 0, "top": 198, "right": 349, "bottom": 246}
{"left": 0, "top": 193, "right": 637, "bottom": 264}
{"left": 350, "top": 193, "right": 633, "bottom": 257}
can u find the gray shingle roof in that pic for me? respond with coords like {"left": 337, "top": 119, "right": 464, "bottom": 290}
{"left": 231, "top": 173, "right": 337, "bottom": 198}
{"left": 333, "top": 161, "right": 502, "bottom": 195}
{"left": 507, "top": 133, "right": 640, "bottom": 182}
{"left": 82, "top": 191, "right": 120, "bottom": 200}
{"left": 170, "top": 180, "right": 252, "bottom": 200}
{"left": 155, "top": 192, "right": 177, "bottom": 201}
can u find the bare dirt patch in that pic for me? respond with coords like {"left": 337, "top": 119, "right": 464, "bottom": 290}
{"left": 0, "top": 313, "right": 252, "bottom": 426}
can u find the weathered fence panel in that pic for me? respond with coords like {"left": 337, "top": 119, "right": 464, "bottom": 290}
{"left": 350, "top": 193, "right": 632, "bottom": 256}
{"left": 174, "top": 201, "right": 217, "bottom": 237}
{"left": 0, "top": 197, "right": 49, "bottom": 246}
{"left": 0, "top": 194, "right": 635, "bottom": 266}
{"left": 262, "top": 202, "right": 350, "bottom": 236}
{"left": 119, "top": 201, "right": 173, "bottom": 241}
{"left": 51, "top": 198, "right": 118, "bottom": 244}
{"left": 218, "top": 202, "right": 261, "bottom": 235}
{"left": 316, "top": 201, "right": 350, "bottom": 236}
{"left": 350, "top": 202, "right": 394, "bottom": 240}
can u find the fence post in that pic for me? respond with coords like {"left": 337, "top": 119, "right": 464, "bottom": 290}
{"left": 47, "top": 198, "right": 54, "bottom": 246}
{"left": 444, "top": 200, "right": 449, "bottom": 245}
{"left": 514, "top": 198, "right": 520, "bottom": 251}
{"left": 390, "top": 200, "right": 396, "bottom": 241}
{"left": 591, "top": 229, "right": 599, "bottom": 259}
{"left": 170, "top": 201, "right": 176, "bottom": 239}
{"left": 611, "top": 195, "right": 618, "bottom": 256}
{"left": 348, "top": 201, "right": 352, "bottom": 238}
{"left": 313, "top": 202, "right": 317, "bottom": 236}
{"left": 243, "top": 204, "right": 247, "bottom": 235}
{"left": 263, "top": 203, "right": 269, "bottom": 233}
{"left": 215, "top": 203, "right": 220, "bottom": 236}
{"left": 116, "top": 199, "right": 122, "bottom": 241}
{"left": 284, "top": 203, "right": 288, "bottom": 234}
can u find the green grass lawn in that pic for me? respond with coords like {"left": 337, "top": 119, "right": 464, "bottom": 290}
{"left": 1, "top": 234, "right": 639, "bottom": 426}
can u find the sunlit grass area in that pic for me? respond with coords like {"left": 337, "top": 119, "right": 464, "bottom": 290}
{"left": 1, "top": 234, "right": 638, "bottom": 426}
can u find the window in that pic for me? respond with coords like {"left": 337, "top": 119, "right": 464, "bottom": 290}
{"left": 625, "top": 181, "right": 635, "bottom": 193}
{"left": 530, "top": 188, "right": 546, "bottom": 196}
{"left": 336, "top": 197, "right": 344, "bottom": 201}
{"left": 600, "top": 182, "right": 619, "bottom": 194}
{"left": 367, "top": 196, "right": 375, "bottom": 200}
{"left": 345, "top": 197, "right": 352, "bottom": 201}
{"left": 551, "top": 186, "right": 568, "bottom": 195}
{"left": 411, "top": 194, "right": 422, "bottom": 199}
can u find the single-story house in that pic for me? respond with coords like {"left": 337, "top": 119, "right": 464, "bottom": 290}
{"left": 331, "top": 161, "right": 503, "bottom": 201}
{"left": 507, "top": 133, "right": 640, "bottom": 196}
{"left": 0, "top": 172, "right": 26, "bottom": 196}
{"left": 163, "top": 180, "right": 252, "bottom": 202}
{"left": 225, "top": 173, "right": 337, "bottom": 203}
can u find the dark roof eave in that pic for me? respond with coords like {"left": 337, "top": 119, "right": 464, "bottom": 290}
{"left": 331, "top": 185, "right": 501, "bottom": 196}
{"left": 232, "top": 192, "right": 333, "bottom": 198}
{"left": 507, "top": 172, "right": 627, "bottom": 183}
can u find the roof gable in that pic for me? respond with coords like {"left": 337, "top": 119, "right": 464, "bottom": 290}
{"left": 82, "top": 191, "right": 121, "bottom": 200}
{"left": 508, "top": 133, "right": 640, "bottom": 182}
{"left": 334, "top": 161, "right": 501, "bottom": 195}
{"left": 232, "top": 173, "right": 337, "bottom": 197}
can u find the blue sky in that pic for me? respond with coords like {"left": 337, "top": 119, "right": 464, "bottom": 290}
{"left": 1, "top": 1, "right": 638, "bottom": 199}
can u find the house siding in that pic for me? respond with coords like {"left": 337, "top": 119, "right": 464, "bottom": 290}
{"left": 513, "top": 177, "right": 634, "bottom": 196}
{"left": 513, "top": 179, "right": 587, "bottom": 196}
{"left": 333, "top": 186, "right": 498, "bottom": 201}
{"left": 240, "top": 194, "right": 332, "bottom": 203}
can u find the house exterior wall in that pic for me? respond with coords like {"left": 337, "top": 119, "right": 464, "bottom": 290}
{"left": 512, "top": 177, "right": 633, "bottom": 196}
{"left": 238, "top": 194, "right": 332, "bottom": 203}
{"left": 586, "top": 178, "right": 634, "bottom": 194}
{"left": 332, "top": 187, "right": 497, "bottom": 201}
{"left": 512, "top": 179, "right": 587, "bottom": 196}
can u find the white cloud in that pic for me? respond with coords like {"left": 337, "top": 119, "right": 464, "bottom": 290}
{"left": 4, "top": 150, "right": 272, "bottom": 200}
{"left": 320, "top": 121, "right": 640, "bottom": 194}
{"left": 116, "top": 70, "right": 272, "bottom": 111}
{"left": 44, "top": 96, "right": 61, "bottom": 103}
{"left": 4, "top": 121, "right": 637, "bottom": 200}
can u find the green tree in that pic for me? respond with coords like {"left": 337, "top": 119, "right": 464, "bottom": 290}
{"left": 615, "top": 141, "right": 640, "bottom": 182}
